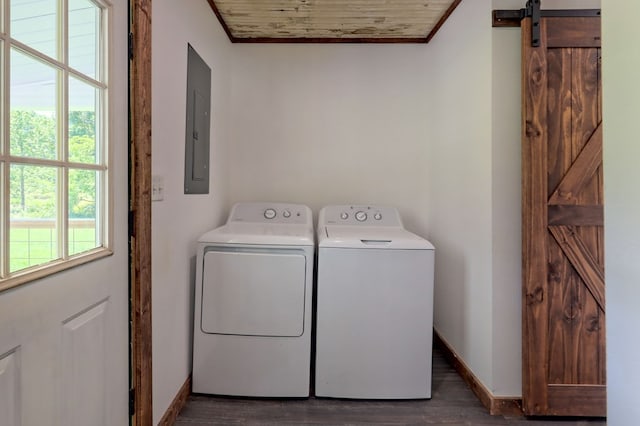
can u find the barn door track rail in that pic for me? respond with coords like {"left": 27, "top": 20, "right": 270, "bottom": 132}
{"left": 492, "top": 0, "right": 601, "bottom": 47}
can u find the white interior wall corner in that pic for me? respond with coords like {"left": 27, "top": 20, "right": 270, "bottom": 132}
{"left": 427, "top": 0, "right": 495, "bottom": 392}
{"left": 490, "top": 0, "right": 524, "bottom": 397}
{"left": 151, "top": 0, "right": 231, "bottom": 423}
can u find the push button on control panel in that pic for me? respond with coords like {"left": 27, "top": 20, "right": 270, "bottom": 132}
{"left": 263, "top": 208, "right": 277, "bottom": 219}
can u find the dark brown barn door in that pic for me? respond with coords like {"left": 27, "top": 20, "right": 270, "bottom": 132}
{"left": 522, "top": 16, "right": 605, "bottom": 416}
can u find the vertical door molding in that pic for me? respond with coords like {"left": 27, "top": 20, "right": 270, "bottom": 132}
{"left": 130, "top": 0, "right": 153, "bottom": 424}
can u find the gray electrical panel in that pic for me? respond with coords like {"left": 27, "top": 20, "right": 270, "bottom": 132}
{"left": 184, "top": 44, "right": 211, "bottom": 194}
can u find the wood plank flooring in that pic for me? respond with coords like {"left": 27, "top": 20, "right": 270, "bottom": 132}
{"left": 174, "top": 347, "right": 606, "bottom": 425}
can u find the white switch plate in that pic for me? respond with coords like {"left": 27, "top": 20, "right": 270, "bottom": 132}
{"left": 152, "top": 175, "right": 164, "bottom": 201}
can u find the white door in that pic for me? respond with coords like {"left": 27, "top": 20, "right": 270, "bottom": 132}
{"left": 0, "top": 1, "right": 130, "bottom": 424}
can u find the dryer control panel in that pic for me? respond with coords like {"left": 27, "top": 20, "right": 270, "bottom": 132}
{"left": 228, "top": 202, "right": 311, "bottom": 225}
{"left": 320, "top": 205, "right": 403, "bottom": 227}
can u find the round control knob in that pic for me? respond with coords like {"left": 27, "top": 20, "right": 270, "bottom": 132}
{"left": 340, "top": 212, "right": 349, "bottom": 220}
{"left": 374, "top": 212, "right": 382, "bottom": 220}
{"left": 355, "top": 211, "right": 368, "bottom": 222}
{"left": 264, "top": 208, "right": 276, "bottom": 219}
{"left": 283, "top": 210, "right": 291, "bottom": 218}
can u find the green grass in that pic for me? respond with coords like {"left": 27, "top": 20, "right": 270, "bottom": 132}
{"left": 10, "top": 227, "right": 97, "bottom": 272}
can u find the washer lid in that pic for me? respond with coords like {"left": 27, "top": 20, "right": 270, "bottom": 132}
{"left": 320, "top": 226, "right": 434, "bottom": 250}
{"left": 199, "top": 222, "right": 314, "bottom": 246}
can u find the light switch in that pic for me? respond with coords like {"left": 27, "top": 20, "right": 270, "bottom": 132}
{"left": 152, "top": 175, "right": 164, "bottom": 201}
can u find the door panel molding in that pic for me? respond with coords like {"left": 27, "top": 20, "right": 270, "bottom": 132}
{"left": 61, "top": 301, "right": 109, "bottom": 426}
{"left": 0, "top": 348, "right": 20, "bottom": 426}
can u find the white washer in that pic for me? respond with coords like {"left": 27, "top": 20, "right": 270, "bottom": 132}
{"left": 192, "top": 202, "right": 314, "bottom": 397}
{"left": 315, "top": 205, "right": 435, "bottom": 399}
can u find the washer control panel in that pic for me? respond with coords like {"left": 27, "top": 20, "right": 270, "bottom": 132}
{"left": 321, "top": 205, "right": 402, "bottom": 227}
{"left": 229, "top": 202, "right": 310, "bottom": 224}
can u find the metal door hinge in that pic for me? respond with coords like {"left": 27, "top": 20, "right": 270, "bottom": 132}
{"left": 129, "top": 32, "right": 134, "bottom": 60}
{"left": 129, "top": 388, "right": 136, "bottom": 416}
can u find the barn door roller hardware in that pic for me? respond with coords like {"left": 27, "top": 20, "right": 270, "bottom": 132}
{"left": 492, "top": 0, "right": 601, "bottom": 47}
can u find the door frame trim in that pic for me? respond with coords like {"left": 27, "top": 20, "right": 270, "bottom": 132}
{"left": 129, "top": 0, "right": 153, "bottom": 424}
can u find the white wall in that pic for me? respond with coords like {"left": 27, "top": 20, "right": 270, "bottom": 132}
{"left": 227, "top": 44, "right": 431, "bottom": 235}
{"left": 151, "top": 0, "right": 231, "bottom": 422}
{"left": 427, "top": 0, "right": 496, "bottom": 393}
{"left": 491, "top": 0, "right": 524, "bottom": 397}
{"left": 602, "top": 3, "right": 640, "bottom": 424}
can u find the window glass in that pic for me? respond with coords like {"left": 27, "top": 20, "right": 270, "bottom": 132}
{"left": 68, "top": 168, "right": 99, "bottom": 255}
{"left": 10, "top": 0, "right": 58, "bottom": 59}
{"left": 10, "top": 48, "right": 58, "bottom": 160}
{"left": 9, "top": 164, "right": 60, "bottom": 272}
{"left": 1, "top": 0, "right": 109, "bottom": 286}
{"left": 69, "top": 76, "right": 98, "bottom": 164}
{"left": 69, "top": 0, "right": 98, "bottom": 78}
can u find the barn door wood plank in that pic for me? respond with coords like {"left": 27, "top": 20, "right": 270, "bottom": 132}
{"left": 545, "top": 43, "right": 575, "bottom": 389}
{"left": 548, "top": 226, "right": 605, "bottom": 311}
{"left": 547, "top": 205, "right": 603, "bottom": 226}
{"left": 548, "top": 124, "right": 602, "bottom": 205}
{"left": 546, "top": 48, "right": 572, "bottom": 199}
{"left": 546, "top": 238, "right": 575, "bottom": 385}
{"left": 545, "top": 17, "right": 601, "bottom": 48}
{"left": 521, "top": 17, "right": 550, "bottom": 415}
{"left": 547, "top": 384, "right": 606, "bottom": 416}
{"left": 569, "top": 46, "right": 605, "bottom": 387}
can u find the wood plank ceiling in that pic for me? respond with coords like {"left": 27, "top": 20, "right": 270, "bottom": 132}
{"left": 206, "top": 0, "right": 462, "bottom": 43}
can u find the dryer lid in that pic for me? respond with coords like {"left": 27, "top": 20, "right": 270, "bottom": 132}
{"left": 320, "top": 226, "right": 434, "bottom": 250}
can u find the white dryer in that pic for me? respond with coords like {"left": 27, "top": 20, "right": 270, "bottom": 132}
{"left": 192, "top": 202, "right": 314, "bottom": 397}
{"left": 315, "top": 205, "right": 435, "bottom": 399}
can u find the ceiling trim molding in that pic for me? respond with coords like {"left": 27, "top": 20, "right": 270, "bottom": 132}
{"left": 426, "top": 0, "right": 462, "bottom": 43}
{"left": 206, "top": 0, "right": 237, "bottom": 42}
{"left": 230, "top": 37, "right": 430, "bottom": 44}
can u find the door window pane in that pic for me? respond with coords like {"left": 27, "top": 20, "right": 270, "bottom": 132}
{"left": 68, "top": 169, "right": 99, "bottom": 255}
{"left": 9, "top": 164, "right": 59, "bottom": 272}
{"left": 10, "top": 0, "right": 58, "bottom": 59}
{"left": 2, "top": 0, "right": 108, "bottom": 285}
{"left": 69, "top": 0, "right": 99, "bottom": 78}
{"left": 10, "top": 48, "right": 58, "bottom": 160}
{"left": 69, "top": 76, "right": 98, "bottom": 163}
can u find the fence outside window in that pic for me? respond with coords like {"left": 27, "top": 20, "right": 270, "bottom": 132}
{"left": 10, "top": 219, "right": 97, "bottom": 272}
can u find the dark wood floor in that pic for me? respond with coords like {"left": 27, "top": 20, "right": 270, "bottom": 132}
{"left": 175, "top": 347, "right": 606, "bottom": 425}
